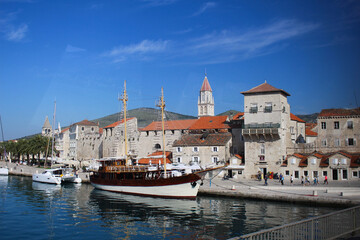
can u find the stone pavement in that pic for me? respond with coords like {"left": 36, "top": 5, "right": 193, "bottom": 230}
{"left": 199, "top": 177, "right": 360, "bottom": 206}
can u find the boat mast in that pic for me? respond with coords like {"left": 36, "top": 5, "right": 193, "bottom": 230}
{"left": 51, "top": 100, "right": 56, "bottom": 168}
{"left": 159, "top": 87, "right": 167, "bottom": 177}
{"left": 0, "top": 115, "right": 7, "bottom": 161}
{"left": 119, "top": 81, "right": 128, "bottom": 165}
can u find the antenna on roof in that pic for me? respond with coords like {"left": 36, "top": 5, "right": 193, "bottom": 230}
{"left": 205, "top": 68, "right": 207, "bottom": 77}
{"left": 265, "top": 79, "right": 267, "bottom": 83}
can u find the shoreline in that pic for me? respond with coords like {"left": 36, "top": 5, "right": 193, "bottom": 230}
{"left": 2, "top": 161, "right": 359, "bottom": 206}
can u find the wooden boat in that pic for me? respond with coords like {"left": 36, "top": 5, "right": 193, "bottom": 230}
{"left": 90, "top": 82, "right": 223, "bottom": 199}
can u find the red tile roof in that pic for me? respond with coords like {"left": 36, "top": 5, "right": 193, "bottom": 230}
{"left": 141, "top": 119, "right": 197, "bottom": 131}
{"left": 138, "top": 151, "right": 172, "bottom": 165}
{"left": 72, "top": 119, "right": 98, "bottom": 126}
{"left": 173, "top": 133, "right": 232, "bottom": 146}
{"left": 305, "top": 128, "right": 317, "bottom": 136}
{"left": 200, "top": 76, "right": 212, "bottom": 92}
{"left": 290, "top": 113, "right": 305, "bottom": 123}
{"left": 61, "top": 127, "right": 70, "bottom": 133}
{"left": 318, "top": 108, "right": 360, "bottom": 118}
{"left": 104, "top": 117, "right": 135, "bottom": 129}
{"left": 241, "top": 82, "right": 290, "bottom": 96}
{"left": 350, "top": 155, "right": 360, "bottom": 168}
{"left": 232, "top": 112, "right": 244, "bottom": 120}
{"left": 188, "top": 116, "right": 229, "bottom": 130}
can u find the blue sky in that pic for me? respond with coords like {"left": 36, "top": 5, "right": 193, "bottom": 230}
{"left": 0, "top": 0, "right": 359, "bottom": 140}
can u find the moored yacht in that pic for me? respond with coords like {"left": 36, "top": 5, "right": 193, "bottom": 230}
{"left": 90, "top": 82, "right": 224, "bottom": 199}
{"left": 32, "top": 167, "right": 82, "bottom": 185}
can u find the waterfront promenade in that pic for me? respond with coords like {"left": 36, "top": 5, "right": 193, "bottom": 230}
{"left": 1, "top": 161, "right": 359, "bottom": 206}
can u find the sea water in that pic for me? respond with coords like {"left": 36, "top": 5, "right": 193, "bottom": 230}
{"left": 0, "top": 176, "right": 340, "bottom": 240}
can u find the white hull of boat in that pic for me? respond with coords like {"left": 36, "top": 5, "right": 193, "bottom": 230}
{"left": 91, "top": 181, "right": 201, "bottom": 198}
{"left": 32, "top": 173, "right": 62, "bottom": 185}
{"left": 0, "top": 167, "right": 9, "bottom": 176}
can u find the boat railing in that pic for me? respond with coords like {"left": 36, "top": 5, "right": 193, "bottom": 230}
{"left": 231, "top": 205, "right": 360, "bottom": 240}
{"left": 104, "top": 166, "right": 149, "bottom": 173}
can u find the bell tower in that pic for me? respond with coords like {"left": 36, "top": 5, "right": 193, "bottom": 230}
{"left": 198, "top": 74, "right": 214, "bottom": 117}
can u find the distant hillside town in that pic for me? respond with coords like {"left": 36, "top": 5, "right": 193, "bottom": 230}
{"left": 39, "top": 75, "right": 360, "bottom": 181}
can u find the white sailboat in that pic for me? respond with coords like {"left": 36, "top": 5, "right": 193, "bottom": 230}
{"left": 32, "top": 101, "right": 81, "bottom": 184}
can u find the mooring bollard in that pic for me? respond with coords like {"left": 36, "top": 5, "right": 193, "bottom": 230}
{"left": 313, "top": 190, "right": 318, "bottom": 196}
{"left": 232, "top": 185, "right": 236, "bottom": 190}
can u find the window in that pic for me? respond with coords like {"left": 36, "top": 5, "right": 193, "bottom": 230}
{"left": 348, "top": 121, "right": 353, "bottom": 129}
{"left": 347, "top": 138, "right": 355, "bottom": 146}
{"left": 250, "top": 103, "right": 258, "bottom": 113}
{"left": 176, "top": 157, "right": 182, "bottom": 163}
{"left": 294, "top": 171, "right": 299, "bottom": 178}
{"left": 192, "top": 156, "right": 199, "bottom": 163}
{"left": 353, "top": 171, "right": 358, "bottom": 178}
{"left": 212, "top": 156, "right": 218, "bottom": 164}
{"left": 334, "top": 138, "right": 340, "bottom": 147}
{"left": 322, "top": 139, "right": 327, "bottom": 146}
{"left": 341, "top": 159, "right": 347, "bottom": 165}
{"left": 212, "top": 147, "right": 218, "bottom": 152}
{"left": 176, "top": 147, "right": 182, "bottom": 153}
{"left": 321, "top": 122, "right": 326, "bottom": 129}
{"left": 332, "top": 158, "right": 338, "bottom": 165}
{"left": 285, "top": 170, "right": 290, "bottom": 176}
{"left": 311, "top": 159, "right": 316, "bottom": 165}
{"left": 81, "top": 127, "right": 85, "bottom": 131}
{"left": 290, "top": 127, "right": 294, "bottom": 134}
{"left": 323, "top": 171, "right": 328, "bottom": 177}
{"left": 155, "top": 143, "right": 161, "bottom": 149}
{"left": 334, "top": 121, "right": 339, "bottom": 129}
{"left": 193, "top": 147, "right": 199, "bottom": 152}
{"left": 264, "top": 102, "right": 272, "bottom": 113}
{"left": 91, "top": 127, "right": 94, "bottom": 132}
{"left": 304, "top": 171, "right": 308, "bottom": 176}
{"left": 291, "top": 158, "right": 296, "bottom": 165}
{"left": 313, "top": 171, "right": 318, "bottom": 178}
{"left": 343, "top": 169, "right": 348, "bottom": 179}
{"left": 260, "top": 144, "right": 265, "bottom": 155}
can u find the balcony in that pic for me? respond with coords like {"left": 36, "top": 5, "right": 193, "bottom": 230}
{"left": 242, "top": 123, "right": 280, "bottom": 138}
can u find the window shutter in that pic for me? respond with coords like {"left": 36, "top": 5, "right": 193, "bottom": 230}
{"left": 345, "top": 139, "right": 348, "bottom": 146}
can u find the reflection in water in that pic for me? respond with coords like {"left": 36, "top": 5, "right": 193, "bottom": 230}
{"left": 0, "top": 176, "right": 342, "bottom": 240}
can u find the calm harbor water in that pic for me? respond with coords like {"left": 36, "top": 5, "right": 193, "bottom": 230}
{"left": 0, "top": 176, "right": 341, "bottom": 240}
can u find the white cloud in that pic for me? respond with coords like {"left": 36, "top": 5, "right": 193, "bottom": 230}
{"left": 185, "top": 19, "right": 320, "bottom": 62}
{"left": 142, "top": 0, "right": 177, "bottom": 7}
{"left": 65, "top": 44, "right": 86, "bottom": 53}
{"left": 6, "top": 24, "right": 28, "bottom": 41}
{"left": 105, "top": 39, "right": 168, "bottom": 62}
{"left": 192, "top": 2, "right": 216, "bottom": 16}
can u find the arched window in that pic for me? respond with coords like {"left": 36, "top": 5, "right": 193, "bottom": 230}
{"left": 155, "top": 144, "right": 161, "bottom": 149}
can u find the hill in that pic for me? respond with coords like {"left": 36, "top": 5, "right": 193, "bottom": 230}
{"left": 297, "top": 113, "right": 318, "bottom": 123}
{"left": 217, "top": 110, "right": 241, "bottom": 118}
{"left": 92, "top": 107, "right": 197, "bottom": 128}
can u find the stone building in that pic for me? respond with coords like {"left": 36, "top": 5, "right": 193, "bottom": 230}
{"left": 316, "top": 108, "right": 360, "bottom": 153}
{"left": 282, "top": 151, "right": 360, "bottom": 182}
{"left": 240, "top": 82, "right": 305, "bottom": 179}
{"left": 198, "top": 74, "right": 214, "bottom": 117}
{"left": 54, "top": 127, "right": 70, "bottom": 160}
{"left": 138, "top": 119, "right": 197, "bottom": 158}
{"left": 172, "top": 116, "right": 232, "bottom": 166}
{"left": 69, "top": 120, "right": 102, "bottom": 161}
{"left": 102, "top": 117, "right": 138, "bottom": 158}
{"left": 42, "top": 116, "right": 52, "bottom": 137}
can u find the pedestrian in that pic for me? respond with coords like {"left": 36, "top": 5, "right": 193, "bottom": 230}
{"left": 264, "top": 174, "right": 268, "bottom": 186}
{"left": 279, "top": 173, "right": 283, "bottom": 183}
{"left": 306, "top": 176, "right": 310, "bottom": 186}
{"left": 313, "top": 177, "right": 317, "bottom": 185}
{"left": 290, "top": 174, "right": 293, "bottom": 185}
{"left": 324, "top": 175, "right": 328, "bottom": 184}
{"left": 281, "top": 175, "right": 284, "bottom": 185}
{"left": 301, "top": 176, "right": 304, "bottom": 186}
